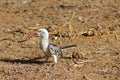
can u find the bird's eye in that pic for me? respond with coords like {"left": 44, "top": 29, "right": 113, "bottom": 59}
{"left": 42, "top": 32, "right": 45, "bottom": 34}
{"left": 50, "top": 48, "right": 53, "bottom": 50}
{"left": 38, "top": 30, "right": 41, "bottom": 32}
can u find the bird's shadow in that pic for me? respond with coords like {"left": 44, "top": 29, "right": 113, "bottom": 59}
{"left": 0, "top": 56, "right": 71, "bottom": 65}
{"left": 0, "top": 57, "right": 48, "bottom": 65}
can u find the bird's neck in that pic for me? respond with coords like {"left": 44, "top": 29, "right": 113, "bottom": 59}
{"left": 40, "top": 38, "right": 49, "bottom": 53}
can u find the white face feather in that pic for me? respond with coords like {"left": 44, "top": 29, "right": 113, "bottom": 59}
{"left": 38, "top": 28, "right": 49, "bottom": 53}
{"left": 38, "top": 28, "right": 49, "bottom": 39}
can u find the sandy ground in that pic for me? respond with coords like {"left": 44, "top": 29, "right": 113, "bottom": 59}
{"left": 0, "top": 0, "right": 120, "bottom": 80}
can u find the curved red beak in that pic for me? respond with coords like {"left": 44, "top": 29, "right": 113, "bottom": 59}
{"left": 26, "top": 31, "right": 38, "bottom": 41}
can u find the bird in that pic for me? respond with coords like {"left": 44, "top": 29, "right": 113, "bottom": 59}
{"left": 26, "top": 28, "right": 77, "bottom": 63}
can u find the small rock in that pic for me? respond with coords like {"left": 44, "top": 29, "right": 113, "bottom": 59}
{"left": 81, "top": 31, "right": 88, "bottom": 36}
{"left": 87, "top": 30, "right": 94, "bottom": 36}
{"left": 54, "top": 37, "right": 58, "bottom": 40}
{"left": 81, "top": 28, "right": 95, "bottom": 36}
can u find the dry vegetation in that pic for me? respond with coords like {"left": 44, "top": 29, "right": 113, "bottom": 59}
{"left": 0, "top": 0, "right": 120, "bottom": 80}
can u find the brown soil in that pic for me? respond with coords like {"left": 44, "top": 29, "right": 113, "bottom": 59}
{"left": 0, "top": 0, "right": 120, "bottom": 80}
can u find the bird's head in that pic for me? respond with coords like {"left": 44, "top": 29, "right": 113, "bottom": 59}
{"left": 26, "top": 28, "right": 49, "bottom": 41}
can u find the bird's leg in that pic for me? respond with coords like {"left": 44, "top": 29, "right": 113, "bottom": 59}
{"left": 45, "top": 56, "right": 49, "bottom": 62}
{"left": 52, "top": 55, "right": 57, "bottom": 63}
{"left": 60, "top": 52, "right": 63, "bottom": 58}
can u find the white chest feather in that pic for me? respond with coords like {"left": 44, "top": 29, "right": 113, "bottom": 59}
{"left": 40, "top": 39, "right": 49, "bottom": 53}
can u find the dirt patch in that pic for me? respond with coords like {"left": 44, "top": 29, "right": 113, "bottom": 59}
{"left": 0, "top": 0, "right": 120, "bottom": 80}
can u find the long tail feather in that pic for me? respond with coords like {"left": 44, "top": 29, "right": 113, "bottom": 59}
{"left": 60, "top": 44, "right": 77, "bottom": 50}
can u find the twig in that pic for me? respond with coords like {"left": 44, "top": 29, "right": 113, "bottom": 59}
{"left": 68, "top": 12, "right": 75, "bottom": 36}
{"left": 17, "top": 39, "right": 26, "bottom": 42}
{"left": 76, "top": 60, "right": 95, "bottom": 64}
{"left": 72, "top": 59, "right": 95, "bottom": 64}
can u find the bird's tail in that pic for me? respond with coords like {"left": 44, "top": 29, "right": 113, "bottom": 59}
{"left": 60, "top": 44, "right": 77, "bottom": 50}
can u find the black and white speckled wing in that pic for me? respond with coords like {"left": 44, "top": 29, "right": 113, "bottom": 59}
{"left": 48, "top": 43, "right": 62, "bottom": 56}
